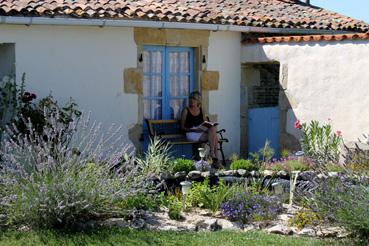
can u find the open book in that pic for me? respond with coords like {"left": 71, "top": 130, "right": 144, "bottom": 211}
{"left": 192, "top": 121, "right": 219, "bottom": 132}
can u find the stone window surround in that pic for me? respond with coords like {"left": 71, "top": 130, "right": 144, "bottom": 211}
{"left": 125, "top": 27, "right": 220, "bottom": 153}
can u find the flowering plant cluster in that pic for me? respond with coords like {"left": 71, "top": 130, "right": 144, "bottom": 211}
{"left": 265, "top": 156, "right": 313, "bottom": 172}
{"left": 221, "top": 193, "right": 282, "bottom": 224}
{"left": 0, "top": 111, "right": 144, "bottom": 230}
{"left": 294, "top": 120, "right": 343, "bottom": 164}
{"left": 310, "top": 176, "right": 369, "bottom": 241}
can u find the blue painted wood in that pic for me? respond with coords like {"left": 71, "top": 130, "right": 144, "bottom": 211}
{"left": 248, "top": 107, "right": 280, "bottom": 158}
{"left": 142, "top": 45, "right": 194, "bottom": 158}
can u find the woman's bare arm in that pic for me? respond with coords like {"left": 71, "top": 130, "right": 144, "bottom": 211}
{"left": 180, "top": 108, "right": 188, "bottom": 132}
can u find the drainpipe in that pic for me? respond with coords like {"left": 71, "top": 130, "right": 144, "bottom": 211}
{"left": 0, "top": 16, "right": 350, "bottom": 35}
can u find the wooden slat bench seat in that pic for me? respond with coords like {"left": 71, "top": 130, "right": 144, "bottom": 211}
{"left": 145, "top": 119, "right": 228, "bottom": 165}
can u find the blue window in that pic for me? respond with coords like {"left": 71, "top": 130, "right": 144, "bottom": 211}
{"left": 143, "top": 46, "right": 194, "bottom": 120}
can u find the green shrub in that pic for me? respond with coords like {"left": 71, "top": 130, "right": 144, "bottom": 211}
{"left": 285, "top": 160, "right": 309, "bottom": 172}
{"left": 136, "top": 137, "right": 172, "bottom": 175}
{"left": 187, "top": 179, "right": 211, "bottom": 208}
{"left": 324, "top": 163, "right": 345, "bottom": 173}
{"left": 297, "top": 120, "right": 342, "bottom": 165}
{"left": 187, "top": 179, "right": 234, "bottom": 214}
{"left": 249, "top": 140, "right": 275, "bottom": 168}
{"left": 311, "top": 177, "right": 369, "bottom": 241}
{"left": 171, "top": 158, "right": 195, "bottom": 173}
{"left": 280, "top": 149, "right": 290, "bottom": 159}
{"left": 270, "top": 163, "right": 284, "bottom": 172}
{"left": 0, "top": 111, "right": 144, "bottom": 230}
{"left": 165, "top": 196, "right": 182, "bottom": 220}
{"left": 230, "top": 159, "right": 256, "bottom": 171}
{"left": 288, "top": 208, "right": 320, "bottom": 230}
{"left": 117, "top": 192, "right": 164, "bottom": 211}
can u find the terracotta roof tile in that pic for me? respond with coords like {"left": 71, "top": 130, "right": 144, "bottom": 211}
{"left": 0, "top": 0, "right": 368, "bottom": 32}
{"left": 243, "top": 33, "right": 369, "bottom": 44}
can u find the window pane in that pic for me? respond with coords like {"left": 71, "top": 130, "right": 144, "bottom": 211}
{"left": 143, "top": 50, "right": 162, "bottom": 73}
{"left": 170, "top": 75, "right": 189, "bottom": 97}
{"left": 151, "top": 51, "right": 162, "bottom": 73}
{"left": 144, "top": 99, "right": 162, "bottom": 119}
{"left": 143, "top": 51, "right": 151, "bottom": 73}
{"left": 170, "top": 99, "right": 187, "bottom": 119}
{"left": 169, "top": 51, "right": 190, "bottom": 74}
{"left": 143, "top": 75, "right": 162, "bottom": 97}
{"left": 169, "top": 52, "right": 179, "bottom": 74}
{"left": 179, "top": 52, "right": 189, "bottom": 73}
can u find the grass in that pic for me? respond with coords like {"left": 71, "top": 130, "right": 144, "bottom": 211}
{"left": 0, "top": 228, "right": 348, "bottom": 246}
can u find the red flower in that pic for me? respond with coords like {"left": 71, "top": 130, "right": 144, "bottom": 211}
{"left": 294, "top": 120, "right": 302, "bottom": 129}
{"left": 336, "top": 130, "right": 342, "bottom": 136}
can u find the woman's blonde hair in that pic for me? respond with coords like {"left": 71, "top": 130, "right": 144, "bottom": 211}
{"left": 189, "top": 91, "right": 202, "bottom": 105}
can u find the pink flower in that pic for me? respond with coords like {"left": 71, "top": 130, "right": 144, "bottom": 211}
{"left": 294, "top": 120, "right": 302, "bottom": 129}
{"left": 336, "top": 130, "right": 342, "bottom": 136}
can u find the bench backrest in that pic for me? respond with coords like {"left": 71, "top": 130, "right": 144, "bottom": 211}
{"left": 145, "top": 119, "right": 185, "bottom": 140}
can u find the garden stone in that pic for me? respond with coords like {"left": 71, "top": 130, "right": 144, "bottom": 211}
{"left": 317, "top": 173, "right": 328, "bottom": 179}
{"left": 220, "top": 176, "right": 245, "bottom": 184}
{"left": 131, "top": 218, "right": 146, "bottom": 229}
{"left": 101, "top": 218, "right": 130, "bottom": 228}
{"left": 17, "top": 225, "right": 31, "bottom": 232}
{"left": 263, "top": 170, "right": 274, "bottom": 177}
{"left": 160, "top": 225, "right": 180, "bottom": 231}
{"left": 297, "top": 228, "right": 316, "bottom": 237}
{"left": 277, "top": 170, "right": 289, "bottom": 179}
{"left": 188, "top": 171, "right": 201, "bottom": 180}
{"left": 215, "top": 170, "right": 226, "bottom": 177}
{"left": 195, "top": 219, "right": 221, "bottom": 231}
{"left": 277, "top": 213, "right": 292, "bottom": 222}
{"left": 216, "top": 219, "right": 243, "bottom": 231}
{"left": 298, "top": 171, "right": 317, "bottom": 181}
{"left": 267, "top": 224, "right": 293, "bottom": 235}
{"left": 224, "top": 170, "right": 237, "bottom": 176}
{"left": 316, "top": 226, "right": 345, "bottom": 238}
{"left": 250, "top": 170, "right": 260, "bottom": 177}
{"left": 201, "top": 171, "right": 214, "bottom": 178}
{"left": 174, "top": 171, "right": 187, "bottom": 179}
{"left": 243, "top": 224, "right": 257, "bottom": 232}
{"left": 328, "top": 172, "right": 339, "bottom": 178}
{"left": 160, "top": 172, "right": 174, "bottom": 181}
{"left": 237, "top": 169, "right": 249, "bottom": 177}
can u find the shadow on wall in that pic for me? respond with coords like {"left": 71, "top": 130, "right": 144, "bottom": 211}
{"left": 240, "top": 62, "right": 301, "bottom": 158}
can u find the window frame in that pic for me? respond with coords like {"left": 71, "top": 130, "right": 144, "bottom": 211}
{"left": 143, "top": 45, "right": 195, "bottom": 120}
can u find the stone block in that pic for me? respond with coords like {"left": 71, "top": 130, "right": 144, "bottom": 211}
{"left": 134, "top": 28, "right": 166, "bottom": 45}
{"left": 201, "top": 71, "right": 219, "bottom": 91}
{"left": 124, "top": 68, "right": 143, "bottom": 94}
{"left": 134, "top": 28, "right": 210, "bottom": 47}
{"left": 165, "top": 29, "right": 210, "bottom": 47}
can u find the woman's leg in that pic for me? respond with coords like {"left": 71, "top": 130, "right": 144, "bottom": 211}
{"left": 199, "top": 127, "right": 218, "bottom": 158}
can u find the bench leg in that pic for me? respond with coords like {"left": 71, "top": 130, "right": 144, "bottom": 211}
{"left": 218, "top": 142, "right": 226, "bottom": 167}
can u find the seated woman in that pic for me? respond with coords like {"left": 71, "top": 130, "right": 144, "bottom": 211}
{"left": 180, "top": 91, "right": 219, "bottom": 162}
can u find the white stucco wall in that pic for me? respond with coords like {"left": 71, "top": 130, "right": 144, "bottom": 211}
{"left": 242, "top": 40, "right": 369, "bottom": 143}
{"left": 0, "top": 25, "right": 242, "bottom": 157}
{"left": 208, "top": 31, "right": 241, "bottom": 156}
{"left": 0, "top": 24, "right": 138, "bottom": 142}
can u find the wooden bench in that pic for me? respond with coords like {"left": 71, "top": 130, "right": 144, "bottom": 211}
{"left": 145, "top": 119, "right": 228, "bottom": 165}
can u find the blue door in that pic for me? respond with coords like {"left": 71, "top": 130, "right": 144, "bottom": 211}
{"left": 248, "top": 107, "right": 280, "bottom": 158}
{"left": 142, "top": 46, "right": 195, "bottom": 158}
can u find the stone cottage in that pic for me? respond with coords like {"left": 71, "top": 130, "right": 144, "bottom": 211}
{"left": 1, "top": 0, "right": 369, "bottom": 158}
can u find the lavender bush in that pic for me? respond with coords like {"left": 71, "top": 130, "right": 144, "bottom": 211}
{"left": 310, "top": 176, "right": 369, "bottom": 240}
{"left": 221, "top": 193, "right": 282, "bottom": 224}
{"left": 0, "top": 111, "right": 144, "bottom": 230}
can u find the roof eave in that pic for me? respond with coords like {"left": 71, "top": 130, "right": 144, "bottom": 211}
{"left": 0, "top": 16, "right": 359, "bottom": 34}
